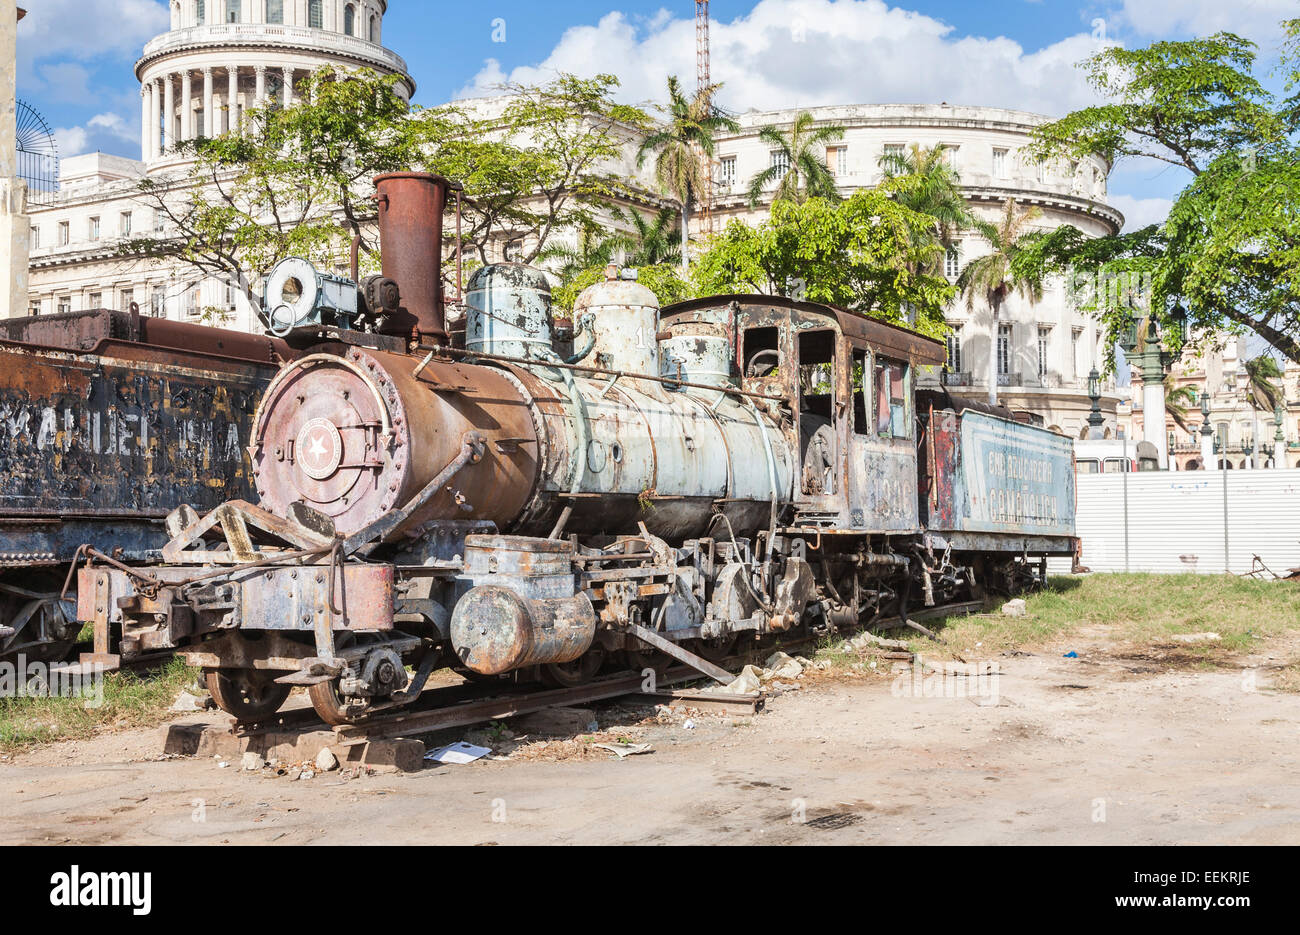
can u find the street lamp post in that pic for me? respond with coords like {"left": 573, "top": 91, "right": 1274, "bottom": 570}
{"left": 1275, "top": 403, "right": 1287, "bottom": 470}
{"left": 1118, "top": 310, "right": 1184, "bottom": 470}
{"left": 1242, "top": 432, "right": 1255, "bottom": 470}
{"left": 1087, "top": 368, "right": 1105, "bottom": 440}
{"left": 1199, "top": 392, "right": 1216, "bottom": 471}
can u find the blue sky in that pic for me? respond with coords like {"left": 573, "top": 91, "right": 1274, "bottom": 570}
{"left": 15, "top": 0, "right": 1300, "bottom": 231}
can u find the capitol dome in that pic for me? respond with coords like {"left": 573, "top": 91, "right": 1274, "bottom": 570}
{"left": 136, "top": 0, "right": 413, "bottom": 172}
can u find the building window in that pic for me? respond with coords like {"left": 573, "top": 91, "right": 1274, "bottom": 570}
{"left": 88, "top": 216, "right": 100, "bottom": 241}
{"left": 120, "top": 288, "right": 134, "bottom": 312}
{"left": 183, "top": 284, "right": 200, "bottom": 318}
{"left": 504, "top": 239, "right": 524, "bottom": 262}
{"left": 226, "top": 0, "right": 240, "bottom": 23}
{"left": 154, "top": 208, "right": 166, "bottom": 232}
{"left": 997, "top": 323, "right": 1012, "bottom": 377}
{"left": 826, "top": 145, "right": 848, "bottom": 177}
{"left": 266, "top": 0, "right": 283, "bottom": 24}
{"left": 717, "top": 155, "right": 736, "bottom": 190}
{"left": 945, "top": 324, "right": 963, "bottom": 373}
{"left": 942, "top": 144, "right": 959, "bottom": 170}
{"left": 992, "top": 147, "right": 1007, "bottom": 178}
{"left": 196, "top": 0, "right": 205, "bottom": 26}
{"left": 89, "top": 292, "right": 102, "bottom": 309}
{"left": 58, "top": 221, "right": 69, "bottom": 246}
{"left": 1037, "top": 326, "right": 1052, "bottom": 380}
{"left": 369, "top": 13, "right": 378, "bottom": 42}
{"left": 31, "top": 226, "right": 39, "bottom": 249}
{"left": 57, "top": 297, "right": 71, "bottom": 315}
{"left": 151, "top": 286, "right": 167, "bottom": 318}
{"left": 120, "top": 211, "right": 132, "bottom": 236}
{"left": 770, "top": 150, "right": 790, "bottom": 177}
{"left": 308, "top": 0, "right": 322, "bottom": 28}
{"left": 29, "top": 301, "right": 41, "bottom": 317}
{"left": 1071, "top": 327, "right": 1083, "bottom": 380}
{"left": 883, "top": 143, "right": 904, "bottom": 161}
{"left": 1037, "top": 160, "right": 1051, "bottom": 183}
{"left": 944, "top": 244, "right": 960, "bottom": 280}
{"left": 344, "top": 4, "right": 355, "bottom": 35}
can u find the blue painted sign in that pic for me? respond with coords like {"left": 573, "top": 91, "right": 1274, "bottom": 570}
{"left": 959, "top": 412, "right": 1076, "bottom": 536}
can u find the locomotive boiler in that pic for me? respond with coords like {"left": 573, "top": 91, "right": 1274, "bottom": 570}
{"left": 77, "top": 172, "right": 1077, "bottom": 724}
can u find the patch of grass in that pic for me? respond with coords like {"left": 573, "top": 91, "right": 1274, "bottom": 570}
{"left": 0, "top": 657, "right": 198, "bottom": 753}
{"left": 907, "top": 573, "right": 1300, "bottom": 658}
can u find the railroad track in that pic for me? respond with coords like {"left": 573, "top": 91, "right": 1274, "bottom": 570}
{"left": 223, "top": 598, "right": 986, "bottom": 747}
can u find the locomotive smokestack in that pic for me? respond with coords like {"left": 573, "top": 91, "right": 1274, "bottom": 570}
{"left": 374, "top": 172, "right": 450, "bottom": 343}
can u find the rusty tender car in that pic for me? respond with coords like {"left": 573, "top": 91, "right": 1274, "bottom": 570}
{"left": 0, "top": 310, "right": 290, "bottom": 662}
{"left": 74, "top": 172, "right": 1077, "bottom": 724}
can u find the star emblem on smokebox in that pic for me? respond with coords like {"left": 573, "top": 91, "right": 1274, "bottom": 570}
{"left": 295, "top": 418, "right": 343, "bottom": 481}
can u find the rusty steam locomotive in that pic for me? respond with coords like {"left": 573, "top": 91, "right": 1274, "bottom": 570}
{"left": 76, "top": 173, "right": 1077, "bottom": 724}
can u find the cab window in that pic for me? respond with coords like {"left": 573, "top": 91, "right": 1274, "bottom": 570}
{"left": 852, "top": 348, "right": 870, "bottom": 435}
{"left": 874, "top": 357, "right": 910, "bottom": 439}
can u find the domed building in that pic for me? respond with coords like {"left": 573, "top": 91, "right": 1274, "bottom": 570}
{"left": 139, "top": 0, "right": 411, "bottom": 171}
{"left": 24, "top": 0, "right": 411, "bottom": 332}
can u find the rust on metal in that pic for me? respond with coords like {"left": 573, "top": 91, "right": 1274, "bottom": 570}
{"left": 374, "top": 172, "right": 451, "bottom": 342}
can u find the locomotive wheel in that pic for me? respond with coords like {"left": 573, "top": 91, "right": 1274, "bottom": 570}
{"left": 540, "top": 649, "right": 606, "bottom": 689}
{"left": 205, "top": 669, "right": 291, "bottom": 722}
{"left": 307, "top": 678, "right": 365, "bottom": 727}
{"left": 693, "top": 636, "right": 738, "bottom": 664}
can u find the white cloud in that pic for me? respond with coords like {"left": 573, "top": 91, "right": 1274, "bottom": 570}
{"left": 457, "top": 0, "right": 1111, "bottom": 119}
{"left": 17, "top": 0, "right": 168, "bottom": 61}
{"left": 1112, "top": 0, "right": 1297, "bottom": 45}
{"left": 52, "top": 125, "right": 89, "bottom": 156}
{"left": 1109, "top": 193, "right": 1174, "bottom": 231}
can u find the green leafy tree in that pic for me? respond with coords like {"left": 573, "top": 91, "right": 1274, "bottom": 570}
{"left": 692, "top": 191, "right": 954, "bottom": 337}
{"left": 123, "top": 67, "right": 429, "bottom": 314}
{"left": 616, "top": 205, "right": 682, "bottom": 267}
{"left": 636, "top": 76, "right": 740, "bottom": 272}
{"left": 878, "top": 143, "right": 973, "bottom": 275}
{"left": 536, "top": 222, "right": 630, "bottom": 283}
{"left": 1029, "top": 22, "right": 1300, "bottom": 366}
{"left": 745, "top": 110, "right": 844, "bottom": 208}
{"left": 552, "top": 264, "right": 691, "bottom": 313}
{"left": 955, "top": 199, "right": 1045, "bottom": 403}
{"left": 1164, "top": 376, "right": 1197, "bottom": 433}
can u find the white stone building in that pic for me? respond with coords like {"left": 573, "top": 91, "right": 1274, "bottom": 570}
{"left": 25, "top": 0, "right": 409, "bottom": 332}
{"left": 709, "top": 104, "right": 1126, "bottom": 439}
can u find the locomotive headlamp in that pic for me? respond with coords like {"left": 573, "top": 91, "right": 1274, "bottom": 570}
{"left": 262, "top": 257, "right": 359, "bottom": 337}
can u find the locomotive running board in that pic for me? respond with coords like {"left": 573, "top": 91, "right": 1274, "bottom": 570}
{"left": 624, "top": 623, "right": 734, "bottom": 685}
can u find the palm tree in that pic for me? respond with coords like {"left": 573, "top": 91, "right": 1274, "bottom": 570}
{"left": 537, "top": 223, "right": 630, "bottom": 283}
{"left": 878, "top": 143, "right": 973, "bottom": 275}
{"left": 1164, "top": 377, "right": 1197, "bottom": 434}
{"left": 637, "top": 76, "right": 740, "bottom": 272}
{"left": 956, "top": 199, "right": 1045, "bottom": 405}
{"left": 613, "top": 205, "right": 682, "bottom": 267}
{"left": 744, "top": 110, "right": 845, "bottom": 208}
{"left": 1244, "top": 355, "right": 1283, "bottom": 412}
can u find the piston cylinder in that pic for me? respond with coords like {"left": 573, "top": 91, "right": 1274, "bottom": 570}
{"left": 450, "top": 586, "right": 596, "bottom": 675}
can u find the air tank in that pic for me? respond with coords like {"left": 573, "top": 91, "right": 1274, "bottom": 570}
{"left": 465, "top": 263, "right": 555, "bottom": 359}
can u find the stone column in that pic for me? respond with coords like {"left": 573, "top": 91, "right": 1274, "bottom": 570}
{"left": 180, "top": 71, "right": 193, "bottom": 140}
{"left": 1, "top": 1, "right": 29, "bottom": 320}
{"left": 162, "top": 73, "right": 175, "bottom": 152}
{"left": 254, "top": 64, "right": 267, "bottom": 105}
{"left": 282, "top": 66, "right": 294, "bottom": 107}
{"left": 227, "top": 67, "right": 239, "bottom": 133}
{"left": 202, "top": 68, "right": 214, "bottom": 138}
{"left": 140, "top": 85, "right": 150, "bottom": 158}
{"left": 149, "top": 79, "right": 161, "bottom": 159}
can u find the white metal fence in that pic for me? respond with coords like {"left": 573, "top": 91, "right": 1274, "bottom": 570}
{"left": 1055, "top": 468, "right": 1300, "bottom": 576}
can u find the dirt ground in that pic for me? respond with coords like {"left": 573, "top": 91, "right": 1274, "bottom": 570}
{"left": 2, "top": 628, "right": 1298, "bottom": 846}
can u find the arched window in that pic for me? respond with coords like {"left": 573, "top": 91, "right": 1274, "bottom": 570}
{"left": 196, "top": 0, "right": 205, "bottom": 25}
{"left": 308, "top": 0, "right": 322, "bottom": 28}
{"left": 344, "top": 4, "right": 355, "bottom": 36}
{"left": 226, "top": 0, "right": 240, "bottom": 23}
{"left": 369, "top": 13, "right": 378, "bottom": 42}
{"left": 265, "top": 0, "right": 283, "bottom": 24}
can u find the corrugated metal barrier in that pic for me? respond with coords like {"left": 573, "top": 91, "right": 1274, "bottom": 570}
{"left": 1056, "top": 469, "right": 1300, "bottom": 576}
